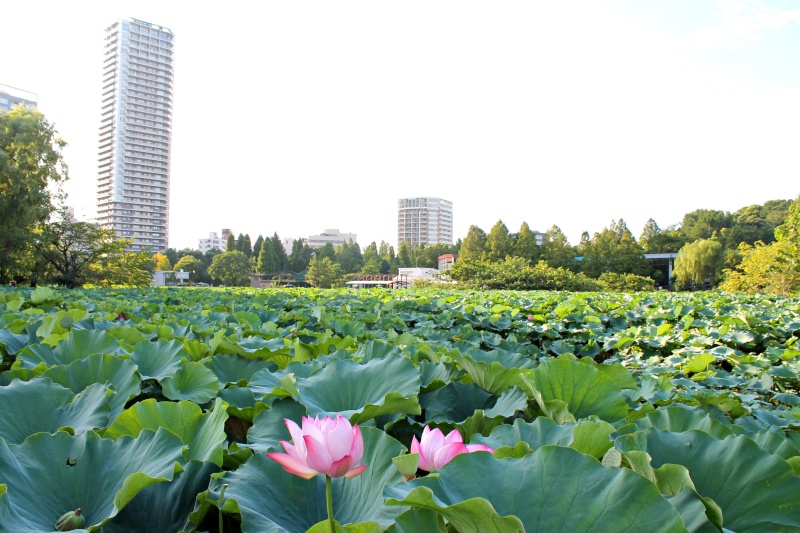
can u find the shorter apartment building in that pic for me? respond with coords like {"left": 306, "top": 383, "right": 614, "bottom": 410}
{"left": 199, "top": 229, "right": 231, "bottom": 253}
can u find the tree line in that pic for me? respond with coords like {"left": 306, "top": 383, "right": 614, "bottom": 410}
{"left": 2, "top": 105, "right": 797, "bottom": 293}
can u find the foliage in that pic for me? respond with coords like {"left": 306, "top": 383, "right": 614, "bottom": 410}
{"left": 256, "top": 238, "right": 278, "bottom": 275}
{"left": 448, "top": 257, "right": 602, "bottom": 291}
{"left": 459, "top": 225, "right": 487, "bottom": 260}
{"left": 33, "top": 216, "right": 151, "bottom": 288}
{"left": 680, "top": 209, "right": 733, "bottom": 241}
{"left": 2, "top": 286, "right": 800, "bottom": 531}
{"left": 0, "top": 106, "right": 68, "bottom": 284}
{"left": 271, "top": 233, "right": 289, "bottom": 271}
{"left": 775, "top": 196, "right": 800, "bottom": 249}
{"left": 225, "top": 232, "right": 236, "bottom": 252}
{"left": 720, "top": 241, "right": 800, "bottom": 296}
{"left": 306, "top": 256, "right": 344, "bottom": 288}
{"left": 486, "top": 220, "right": 513, "bottom": 262}
{"left": 173, "top": 256, "right": 202, "bottom": 280}
{"left": 673, "top": 238, "right": 725, "bottom": 290}
{"left": 578, "top": 219, "right": 647, "bottom": 278}
{"left": 540, "top": 225, "right": 577, "bottom": 271}
{"left": 153, "top": 252, "right": 172, "bottom": 271}
{"left": 513, "top": 222, "right": 540, "bottom": 262}
{"left": 598, "top": 272, "right": 656, "bottom": 292}
{"left": 207, "top": 251, "right": 251, "bottom": 286}
{"left": 334, "top": 240, "right": 363, "bottom": 274}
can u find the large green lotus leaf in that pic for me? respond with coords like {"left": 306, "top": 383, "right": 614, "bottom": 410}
{"left": 385, "top": 508, "right": 445, "bottom": 533}
{"left": 205, "top": 352, "right": 276, "bottom": 385}
{"left": 205, "top": 426, "right": 406, "bottom": 532}
{"left": 634, "top": 405, "right": 734, "bottom": 439}
{"left": 575, "top": 356, "right": 638, "bottom": 390}
{"left": 418, "top": 361, "right": 458, "bottom": 390}
{"left": 129, "top": 338, "right": 188, "bottom": 380}
{"left": 471, "top": 417, "right": 577, "bottom": 457}
{"left": 294, "top": 357, "right": 421, "bottom": 424}
{"left": 747, "top": 429, "right": 800, "bottom": 461}
{"left": 246, "top": 398, "right": 307, "bottom": 454}
{"left": 645, "top": 429, "right": 800, "bottom": 532}
{"left": 0, "top": 428, "right": 185, "bottom": 531}
{"left": 0, "top": 378, "right": 110, "bottom": 444}
{"left": 40, "top": 353, "right": 140, "bottom": 420}
{"left": 385, "top": 446, "right": 687, "bottom": 533}
{"left": 104, "top": 398, "right": 228, "bottom": 465}
{"left": 527, "top": 357, "right": 629, "bottom": 423}
{"left": 104, "top": 460, "right": 220, "bottom": 533}
{"left": 18, "top": 329, "right": 124, "bottom": 368}
{"left": 161, "top": 360, "right": 220, "bottom": 403}
{"left": 218, "top": 385, "right": 270, "bottom": 422}
{"left": 0, "top": 328, "right": 28, "bottom": 355}
{"left": 420, "top": 382, "right": 495, "bottom": 423}
{"left": 448, "top": 351, "right": 528, "bottom": 395}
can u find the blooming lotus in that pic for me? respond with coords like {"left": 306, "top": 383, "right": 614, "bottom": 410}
{"left": 268, "top": 414, "right": 367, "bottom": 480}
{"left": 411, "top": 426, "right": 494, "bottom": 472}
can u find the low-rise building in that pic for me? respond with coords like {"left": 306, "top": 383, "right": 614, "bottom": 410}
{"left": 307, "top": 229, "right": 357, "bottom": 249}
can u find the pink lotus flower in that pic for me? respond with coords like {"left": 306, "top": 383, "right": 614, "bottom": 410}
{"left": 411, "top": 426, "right": 494, "bottom": 472}
{"left": 268, "top": 415, "right": 367, "bottom": 480}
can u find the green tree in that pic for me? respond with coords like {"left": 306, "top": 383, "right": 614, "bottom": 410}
{"left": 306, "top": 256, "right": 344, "bottom": 288}
{"left": 459, "top": 225, "right": 487, "bottom": 261}
{"left": 33, "top": 216, "right": 150, "bottom": 288}
{"left": 673, "top": 238, "right": 725, "bottom": 290}
{"left": 541, "top": 225, "right": 576, "bottom": 271}
{"left": 514, "top": 222, "right": 540, "bottom": 262}
{"left": 315, "top": 243, "right": 336, "bottom": 261}
{"left": 241, "top": 234, "right": 253, "bottom": 258}
{"left": 289, "top": 240, "right": 313, "bottom": 272}
{"left": 775, "top": 196, "right": 800, "bottom": 249}
{"left": 0, "top": 106, "right": 68, "bottom": 283}
{"left": 164, "top": 248, "right": 179, "bottom": 267}
{"left": 680, "top": 209, "right": 733, "bottom": 242}
{"left": 720, "top": 241, "right": 799, "bottom": 296}
{"left": 271, "top": 233, "right": 289, "bottom": 271}
{"left": 91, "top": 250, "right": 154, "bottom": 288}
{"left": 252, "top": 235, "right": 264, "bottom": 261}
{"left": 397, "top": 241, "right": 412, "bottom": 267}
{"left": 208, "top": 251, "right": 251, "bottom": 286}
{"left": 257, "top": 238, "right": 279, "bottom": 274}
{"left": 378, "top": 241, "right": 396, "bottom": 265}
{"left": 174, "top": 255, "right": 202, "bottom": 280}
{"left": 361, "top": 242, "right": 382, "bottom": 274}
{"left": 579, "top": 219, "right": 647, "bottom": 278}
{"left": 226, "top": 232, "right": 236, "bottom": 252}
{"left": 486, "top": 220, "right": 513, "bottom": 262}
{"left": 334, "top": 240, "right": 363, "bottom": 273}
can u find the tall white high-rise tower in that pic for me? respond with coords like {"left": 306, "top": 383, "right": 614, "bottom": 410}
{"left": 397, "top": 197, "right": 453, "bottom": 248}
{"left": 96, "top": 18, "right": 174, "bottom": 252}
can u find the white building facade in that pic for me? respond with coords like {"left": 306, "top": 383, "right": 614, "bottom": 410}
{"left": 0, "top": 84, "right": 37, "bottom": 113}
{"left": 96, "top": 18, "right": 175, "bottom": 252}
{"left": 397, "top": 197, "right": 453, "bottom": 248}
{"left": 307, "top": 229, "right": 356, "bottom": 249}
{"left": 199, "top": 229, "right": 231, "bottom": 253}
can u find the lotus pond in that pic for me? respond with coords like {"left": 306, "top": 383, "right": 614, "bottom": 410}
{"left": 1, "top": 286, "right": 799, "bottom": 532}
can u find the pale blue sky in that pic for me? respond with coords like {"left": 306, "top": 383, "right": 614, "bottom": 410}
{"left": 2, "top": 1, "right": 798, "bottom": 250}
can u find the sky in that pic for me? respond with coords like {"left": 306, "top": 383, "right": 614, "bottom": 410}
{"left": 2, "top": 0, "right": 799, "bottom": 251}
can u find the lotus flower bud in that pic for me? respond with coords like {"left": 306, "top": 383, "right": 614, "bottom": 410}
{"left": 55, "top": 508, "right": 85, "bottom": 531}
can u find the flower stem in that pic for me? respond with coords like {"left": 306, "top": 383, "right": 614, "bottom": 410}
{"left": 326, "top": 475, "right": 335, "bottom": 533}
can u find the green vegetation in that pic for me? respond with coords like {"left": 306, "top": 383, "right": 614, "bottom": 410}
{"left": 0, "top": 286, "right": 799, "bottom": 531}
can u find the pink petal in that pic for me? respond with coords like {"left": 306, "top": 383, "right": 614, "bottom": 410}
{"left": 443, "top": 429, "right": 464, "bottom": 445}
{"left": 349, "top": 424, "right": 364, "bottom": 464}
{"left": 344, "top": 464, "right": 367, "bottom": 478}
{"left": 326, "top": 416, "right": 355, "bottom": 461}
{"left": 267, "top": 452, "right": 319, "bottom": 479}
{"left": 433, "top": 442, "right": 468, "bottom": 470}
{"left": 327, "top": 455, "right": 355, "bottom": 478}
{"left": 466, "top": 444, "right": 494, "bottom": 453}
{"left": 410, "top": 436, "right": 421, "bottom": 455}
{"left": 304, "top": 434, "right": 333, "bottom": 474}
{"left": 285, "top": 419, "right": 307, "bottom": 456}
